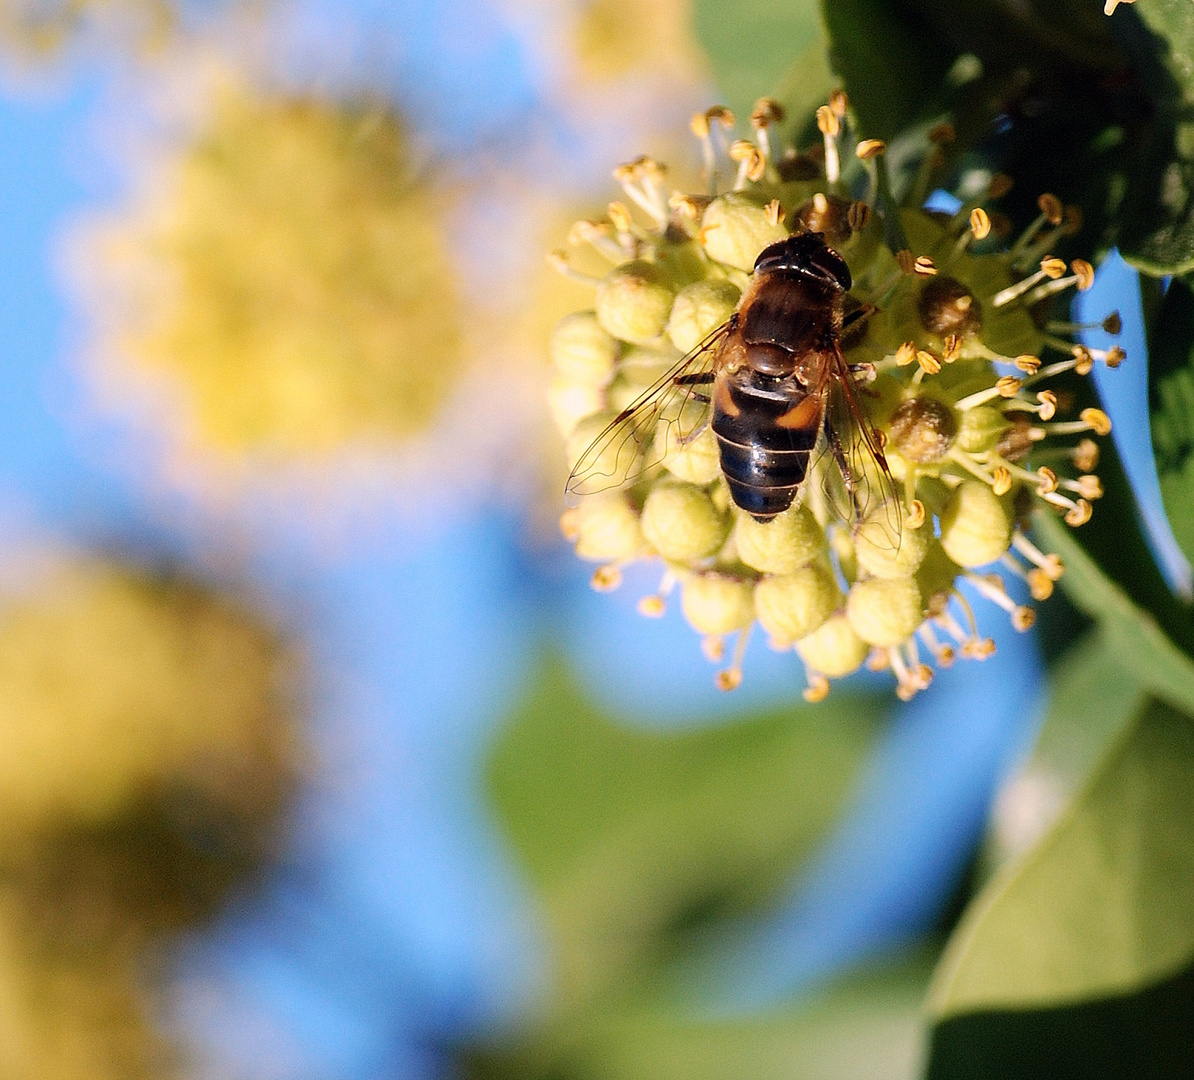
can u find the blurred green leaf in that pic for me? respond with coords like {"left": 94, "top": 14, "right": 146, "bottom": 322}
{"left": 690, "top": 0, "right": 826, "bottom": 123}
{"left": 820, "top": 0, "right": 953, "bottom": 140}
{"left": 1034, "top": 511, "right": 1194, "bottom": 714}
{"left": 485, "top": 653, "right": 884, "bottom": 1006}
{"left": 928, "top": 696, "right": 1194, "bottom": 1018}
{"left": 1145, "top": 276, "right": 1194, "bottom": 566}
{"left": 466, "top": 948, "right": 933, "bottom": 1080}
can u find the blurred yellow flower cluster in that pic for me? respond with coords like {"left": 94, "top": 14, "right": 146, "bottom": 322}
{"left": 0, "top": 556, "right": 299, "bottom": 1078}
{"left": 87, "top": 83, "right": 465, "bottom": 456}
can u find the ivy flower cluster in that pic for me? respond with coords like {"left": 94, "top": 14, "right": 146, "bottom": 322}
{"left": 550, "top": 93, "right": 1121, "bottom": 701}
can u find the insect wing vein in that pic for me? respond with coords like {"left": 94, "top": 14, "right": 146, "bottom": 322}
{"left": 565, "top": 323, "right": 730, "bottom": 501}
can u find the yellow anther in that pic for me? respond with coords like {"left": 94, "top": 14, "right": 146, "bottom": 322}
{"left": 942, "top": 334, "right": 962, "bottom": 362}
{"left": 1036, "top": 466, "right": 1059, "bottom": 494}
{"left": 1037, "top": 390, "right": 1057, "bottom": 420}
{"left": 701, "top": 635, "right": 725, "bottom": 662}
{"left": 1015, "top": 354, "right": 1041, "bottom": 374}
{"left": 591, "top": 565, "right": 622, "bottom": 591}
{"left": 1072, "top": 345, "right": 1094, "bottom": 375}
{"left": 908, "top": 499, "right": 927, "bottom": 529}
{"left": 856, "top": 139, "right": 886, "bottom": 159}
{"left": 914, "top": 255, "right": 938, "bottom": 276}
{"left": 829, "top": 89, "right": 849, "bottom": 117}
{"left": 1012, "top": 606, "right": 1036, "bottom": 631}
{"left": 716, "top": 667, "right": 743, "bottom": 691}
{"left": 916, "top": 350, "right": 942, "bottom": 375}
{"left": 991, "top": 466, "right": 1013, "bottom": 496}
{"left": 1074, "top": 439, "right": 1099, "bottom": 472}
{"left": 816, "top": 105, "right": 840, "bottom": 137}
{"left": 847, "top": 201, "right": 871, "bottom": 231}
{"left": 969, "top": 207, "right": 991, "bottom": 239}
{"left": 750, "top": 97, "right": 784, "bottom": 128}
{"left": 802, "top": 674, "right": 830, "bottom": 703}
{"left": 1038, "top": 193, "right": 1064, "bottom": 224}
{"left": 1065, "top": 498, "right": 1093, "bottom": 526}
{"left": 637, "top": 595, "right": 666, "bottom": 617}
{"left": 1076, "top": 474, "right": 1104, "bottom": 500}
{"left": 996, "top": 375, "right": 1023, "bottom": 397}
{"left": 607, "top": 201, "right": 632, "bottom": 232}
{"left": 1080, "top": 408, "right": 1112, "bottom": 435}
{"left": 1071, "top": 259, "right": 1095, "bottom": 290}
{"left": 1041, "top": 256, "right": 1067, "bottom": 278}
{"left": 559, "top": 508, "right": 580, "bottom": 541}
{"left": 1027, "top": 569, "right": 1054, "bottom": 601}
{"left": 1106, "top": 345, "right": 1126, "bottom": 368}
{"left": 764, "top": 199, "right": 783, "bottom": 226}
{"left": 895, "top": 341, "right": 917, "bottom": 366}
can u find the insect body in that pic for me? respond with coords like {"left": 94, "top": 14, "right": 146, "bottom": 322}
{"left": 568, "top": 230, "right": 894, "bottom": 525}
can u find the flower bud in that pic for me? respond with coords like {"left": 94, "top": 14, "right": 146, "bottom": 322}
{"left": 796, "top": 612, "right": 869, "bottom": 677}
{"left": 854, "top": 507, "right": 930, "bottom": 578}
{"left": 661, "top": 424, "right": 721, "bottom": 485}
{"left": 955, "top": 406, "right": 1010, "bottom": 454}
{"left": 700, "top": 192, "right": 789, "bottom": 271}
{"left": 550, "top": 311, "right": 619, "bottom": 386}
{"left": 565, "top": 411, "right": 639, "bottom": 486}
{"left": 681, "top": 573, "right": 756, "bottom": 635}
{"left": 573, "top": 493, "right": 642, "bottom": 561}
{"left": 595, "top": 260, "right": 675, "bottom": 343}
{"left": 641, "top": 482, "right": 730, "bottom": 560}
{"left": 887, "top": 397, "right": 957, "bottom": 464}
{"left": 734, "top": 504, "right": 824, "bottom": 573}
{"left": 918, "top": 276, "right": 982, "bottom": 338}
{"left": 939, "top": 480, "right": 1012, "bottom": 567}
{"left": 548, "top": 376, "right": 605, "bottom": 436}
{"left": 755, "top": 563, "right": 841, "bottom": 645}
{"left": 846, "top": 576, "right": 923, "bottom": 646}
{"left": 666, "top": 279, "right": 741, "bottom": 353}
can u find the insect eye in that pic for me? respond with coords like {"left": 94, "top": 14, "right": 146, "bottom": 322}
{"left": 808, "top": 245, "right": 851, "bottom": 291}
{"left": 753, "top": 233, "right": 852, "bottom": 291}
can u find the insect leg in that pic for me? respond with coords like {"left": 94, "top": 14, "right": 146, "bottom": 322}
{"left": 826, "top": 421, "right": 863, "bottom": 521}
{"left": 674, "top": 371, "right": 716, "bottom": 386}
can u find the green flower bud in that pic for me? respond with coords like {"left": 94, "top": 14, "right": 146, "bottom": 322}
{"left": 846, "top": 576, "right": 923, "bottom": 647}
{"left": 854, "top": 507, "right": 930, "bottom": 578}
{"left": 641, "top": 482, "right": 730, "bottom": 561}
{"left": 548, "top": 375, "right": 605, "bottom": 436}
{"left": 565, "top": 411, "right": 639, "bottom": 487}
{"left": 666, "top": 279, "right": 740, "bottom": 353}
{"left": 955, "top": 406, "right": 1011, "bottom": 454}
{"left": 573, "top": 493, "right": 643, "bottom": 561}
{"left": 550, "top": 311, "right": 618, "bottom": 386}
{"left": 734, "top": 505, "right": 824, "bottom": 574}
{"left": 939, "top": 480, "right": 1012, "bottom": 567}
{"left": 661, "top": 424, "right": 721, "bottom": 485}
{"left": 796, "top": 612, "right": 869, "bottom": 677}
{"left": 681, "top": 573, "right": 756, "bottom": 635}
{"left": 916, "top": 540, "right": 962, "bottom": 609}
{"left": 700, "top": 192, "right": 789, "bottom": 271}
{"left": 595, "top": 260, "right": 675, "bottom": 344}
{"left": 755, "top": 563, "right": 841, "bottom": 646}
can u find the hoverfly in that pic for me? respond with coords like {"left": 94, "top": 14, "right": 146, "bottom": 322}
{"left": 567, "top": 230, "right": 897, "bottom": 529}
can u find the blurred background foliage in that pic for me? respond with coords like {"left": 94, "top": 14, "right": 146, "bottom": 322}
{"left": 0, "top": 0, "right": 1189, "bottom": 1078}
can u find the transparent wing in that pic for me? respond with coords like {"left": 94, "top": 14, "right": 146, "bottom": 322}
{"left": 565, "top": 322, "right": 732, "bottom": 502}
{"left": 817, "top": 346, "right": 902, "bottom": 539}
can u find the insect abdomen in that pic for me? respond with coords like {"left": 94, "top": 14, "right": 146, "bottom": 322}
{"left": 712, "top": 371, "right": 820, "bottom": 521}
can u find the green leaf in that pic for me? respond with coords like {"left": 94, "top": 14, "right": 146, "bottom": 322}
{"left": 485, "top": 652, "right": 883, "bottom": 1005}
{"left": 1109, "top": 0, "right": 1194, "bottom": 275}
{"left": 928, "top": 696, "right": 1194, "bottom": 1020}
{"left": 690, "top": 0, "right": 827, "bottom": 124}
{"left": 1145, "top": 275, "right": 1194, "bottom": 566}
{"left": 1034, "top": 511, "right": 1194, "bottom": 715}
